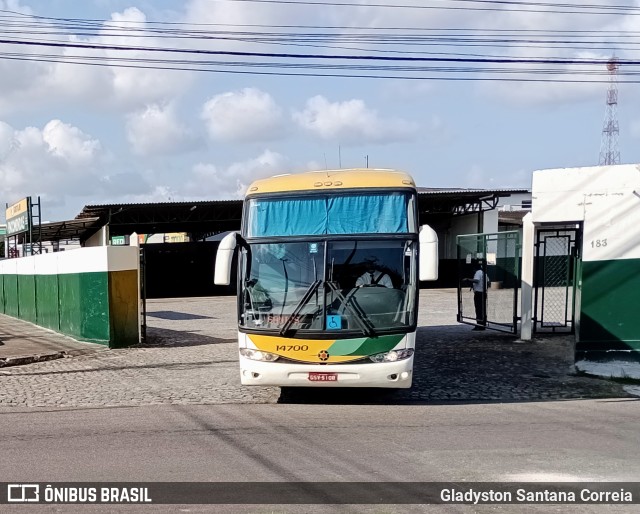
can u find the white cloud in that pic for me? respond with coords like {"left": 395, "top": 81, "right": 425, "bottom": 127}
{"left": 293, "top": 95, "right": 419, "bottom": 145}
{"left": 42, "top": 120, "right": 101, "bottom": 164}
{"left": 183, "top": 0, "right": 309, "bottom": 50}
{"left": 201, "top": 88, "right": 286, "bottom": 143}
{"left": 126, "top": 103, "right": 200, "bottom": 156}
{"left": 185, "top": 150, "right": 288, "bottom": 198}
{"left": 482, "top": 50, "right": 607, "bottom": 106}
{"left": 0, "top": 121, "right": 17, "bottom": 159}
{"left": 0, "top": 120, "right": 101, "bottom": 199}
{"left": 473, "top": 7, "right": 621, "bottom": 106}
{"left": 101, "top": 8, "right": 192, "bottom": 107}
{"left": 0, "top": 5, "right": 193, "bottom": 115}
{"left": 0, "top": 119, "right": 152, "bottom": 215}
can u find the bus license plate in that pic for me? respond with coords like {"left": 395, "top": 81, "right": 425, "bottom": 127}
{"left": 308, "top": 372, "right": 338, "bottom": 382}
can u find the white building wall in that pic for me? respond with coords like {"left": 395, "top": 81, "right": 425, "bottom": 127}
{"left": 445, "top": 214, "right": 481, "bottom": 259}
{"left": 84, "top": 225, "right": 109, "bottom": 247}
{"left": 498, "top": 193, "right": 532, "bottom": 211}
{"left": 532, "top": 164, "right": 640, "bottom": 262}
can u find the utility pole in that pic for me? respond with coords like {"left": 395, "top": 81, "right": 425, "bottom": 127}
{"left": 598, "top": 57, "right": 620, "bottom": 166}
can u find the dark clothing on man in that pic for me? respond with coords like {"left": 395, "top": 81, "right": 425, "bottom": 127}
{"left": 473, "top": 291, "right": 486, "bottom": 329}
{"left": 471, "top": 267, "right": 488, "bottom": 330}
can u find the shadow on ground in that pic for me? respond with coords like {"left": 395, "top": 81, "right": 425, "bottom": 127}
{"left": 278, "top": 325, "right": 632, "bottom": 405}
{"left": 146, "top": 311, "right": 214, "bottom": 321}
{"left": 142, "top": 327, "right": 236, "bottom": 348}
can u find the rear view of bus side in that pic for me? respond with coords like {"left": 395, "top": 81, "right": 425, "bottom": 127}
{"left": 215, "top": 168, "right": 438, "bottom": 388}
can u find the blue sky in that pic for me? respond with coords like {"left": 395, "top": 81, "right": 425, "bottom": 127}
{"left": 1, "top": 0, "right": 638, "bottom": 221}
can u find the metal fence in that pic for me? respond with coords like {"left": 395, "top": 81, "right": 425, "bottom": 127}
{"left": 457, "top": 231, "right": 520, "bottom": 334}
{"left": 534, "top": 228, "right": 579, "bottom": 333}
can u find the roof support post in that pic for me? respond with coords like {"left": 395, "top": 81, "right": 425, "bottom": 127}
{"left": 520, "top": 213, "right": 535, "bottom": 341}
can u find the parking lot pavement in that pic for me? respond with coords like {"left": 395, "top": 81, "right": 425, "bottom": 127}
{"left": 0, "top": 290, "right": 630, "bottom": 409}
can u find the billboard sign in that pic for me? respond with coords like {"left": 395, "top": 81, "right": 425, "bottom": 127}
{"left": 165, "top": 232, "right": 189, "bottom": 243}
{"left": 5, "top": 198, "right": 30, "bottom": 236}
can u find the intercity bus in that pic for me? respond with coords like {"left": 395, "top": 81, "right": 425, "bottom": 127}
{"left": 215, "top": 169, "right": 438, "bottom": 387}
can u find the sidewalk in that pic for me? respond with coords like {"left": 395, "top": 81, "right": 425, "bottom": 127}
{"left": 0, "top": 313, "right": 105, "bottom": 367}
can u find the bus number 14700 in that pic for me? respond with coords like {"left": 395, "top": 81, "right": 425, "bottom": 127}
{"left": 275, "top": 345, "right": 309, "bottom": 352}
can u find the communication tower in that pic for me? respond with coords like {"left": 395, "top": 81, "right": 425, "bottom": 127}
{"left": 598, "top": 58, "right": 620, "bottom": 166}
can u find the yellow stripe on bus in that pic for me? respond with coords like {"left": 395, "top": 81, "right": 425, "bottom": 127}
{"left": 248, "top": 334, "right": 363, "bottom": 363}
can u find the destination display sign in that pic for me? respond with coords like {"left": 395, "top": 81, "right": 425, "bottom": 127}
{"left": 5, "top": 198, "right": 30, "bottom": 236}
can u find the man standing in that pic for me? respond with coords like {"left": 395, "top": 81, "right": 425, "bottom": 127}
{"left": 469, "top": 260, "right": 488, "bottom": 331}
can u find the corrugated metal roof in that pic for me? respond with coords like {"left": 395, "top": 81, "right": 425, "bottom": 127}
{"left": 32, "top": 217, "right": 102, "bottom": 242}
{"left": 78, "top": 199, "right": 240, "bottom": 216}
{"left": 75, "top": 199, "right": 244, "bottom": 237}
{"left": 68, "top": 187, "right": 531, "bottom": 237}
{"left": 417, "top": 187, "right": 530, "bottom": 195}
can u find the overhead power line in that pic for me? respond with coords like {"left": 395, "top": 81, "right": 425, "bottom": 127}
{"left": 1, "top": 7, "right": 639, "bottom": 83}
{"left": 224, "top": 0, "right": 640, "bottom": 16}
{"left": 0, "top": 37, "right": 636, "bottom": 65}
{"left": 6, "top": 51, "right": 640, "bottom": 82}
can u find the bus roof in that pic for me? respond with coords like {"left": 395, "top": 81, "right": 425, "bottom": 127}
{"left": 246, "top": 168, "right": 416, "bottom": 195}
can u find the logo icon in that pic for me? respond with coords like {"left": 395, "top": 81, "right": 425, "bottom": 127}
{"left": 318, "top": 350, "right": 329, "bottom": 361}
{"left": 326, "top": 315, "right": 342, "bottom": 330}
{"left": 8, "top": 484, "right": 39, "bottom": 502}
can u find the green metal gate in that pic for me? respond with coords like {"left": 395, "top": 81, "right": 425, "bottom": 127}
{"left": 533, "top": 227, "right": 580, "bottom": 334}
{"left": 457, "top": 231, "right": 520, "bottom": 334}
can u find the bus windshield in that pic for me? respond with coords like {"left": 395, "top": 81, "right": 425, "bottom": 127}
{"left": 239, "top": 239, "right": 417, "bottom": 335}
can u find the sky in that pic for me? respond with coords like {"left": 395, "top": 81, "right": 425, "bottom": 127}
{"left": 1, "top": 0, "right": 639, "bottom": 222}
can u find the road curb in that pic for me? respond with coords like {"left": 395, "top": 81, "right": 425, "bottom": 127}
{"left": 0, "top": 351, "right": 66, "bottom": 368}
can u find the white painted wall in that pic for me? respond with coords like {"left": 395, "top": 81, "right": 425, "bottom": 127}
{"left": 442, "top": 210, "right": 502, "bottom": 259}
{"left": 483, "top": 209, "right": 499, "bottom": 233}
{"left": 445, "top": 214, "right": 481, "bottom": 259}
{"left": 84, "top": 225, "right": 109, "bottom": 247}
{"left": 0, "top": 246, "right": 139, "bottom": 275}
{"left": 498, "top": 192, "right": 532, "bottom": 211}
{"left": 532, "top": 164, "right": 640, "bottom": 262}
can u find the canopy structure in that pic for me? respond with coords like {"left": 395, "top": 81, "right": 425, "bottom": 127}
{"left": 35, "top": 217, "right": 103, "bottom": 242}
{"left": 417, "top": 188, "right": 527, "bottom": 217}
{"left": 74, "top": 189, "right": 528, "bottom": 241}
{"left": 76, "top": 200, "right": 243, "bottom": 241}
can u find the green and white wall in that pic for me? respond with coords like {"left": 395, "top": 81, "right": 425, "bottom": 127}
{"left": 531, "top": 164, "right": 640, "bottom": 358}
{"left": 0, "top": 246, "right": 140, "bottom": 347}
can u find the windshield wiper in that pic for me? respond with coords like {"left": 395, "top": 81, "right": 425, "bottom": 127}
{"left": 279, "top": 280, "right": 322, "bottom": 336}
{"left": 326, "top": 282, "right": 376, "bottom": 338}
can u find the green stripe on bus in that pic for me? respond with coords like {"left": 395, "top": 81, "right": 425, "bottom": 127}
{"left": 328, "top": 334, "right": 404, "bottom": 356}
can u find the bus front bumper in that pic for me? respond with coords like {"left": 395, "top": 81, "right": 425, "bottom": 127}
{"left": 239, "top": 356, "right": 414, "bottom": 388}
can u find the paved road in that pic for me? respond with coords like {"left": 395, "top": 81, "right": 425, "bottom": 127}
{"left": 1, "top": 399, "right": 639, "bottom": 513}
{"left": 0, "top": 290, "right": 629, "bottom": 408}
{"left": 0, "top": 290, "right": 638, "bottom": 512}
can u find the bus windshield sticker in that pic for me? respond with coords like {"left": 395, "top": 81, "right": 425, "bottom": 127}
{"left": 326, "top": 315, "right": 342, "bottom": 330}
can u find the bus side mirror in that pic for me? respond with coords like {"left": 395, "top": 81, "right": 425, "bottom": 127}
{"left": 214, "top": 232, "right": 238, "bottom": 285}
{"left": 419, "top": 225, "right": 438, "bottom": 281}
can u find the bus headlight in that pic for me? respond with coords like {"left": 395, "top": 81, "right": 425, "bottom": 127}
{"left": 240, "top": 348, "right": 280, "bottom": 362}
{"left": 369, "top": 348, "right": 414, "bottom": 363}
